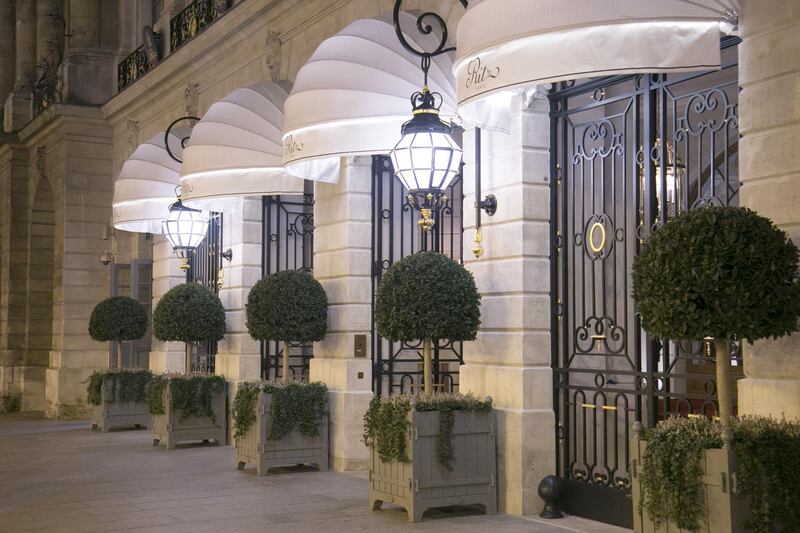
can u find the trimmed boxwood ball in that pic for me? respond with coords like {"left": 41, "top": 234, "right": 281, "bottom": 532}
{"left": 153, "top": 283, "right": 226, "bottom": 343}
{"left": 246, "top": 270, "right": 328, "bottom": 343}
{"left": 89, "top": 296, "right": 148, "bottom": 342}
{"left": 632, "top": 206, "right": 800, "bottom": 342}
{"left": 375, "top": 251, "right": 480, "bottom": 342}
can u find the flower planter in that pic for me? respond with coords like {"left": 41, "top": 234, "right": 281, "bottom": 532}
{"left": 235, "top": 391, "right": 328, "bottom": 475}
{"left": 631, "top": 429, "right": 751, "bottom": 533}
{"left": 369, "top": 409, "right": 497, "bottom": 522}
{"left": 90, "top": 381, "right": 149, "bottom": 432}
{"left": 150, "top": 380, "right": 227, "bottom": 450}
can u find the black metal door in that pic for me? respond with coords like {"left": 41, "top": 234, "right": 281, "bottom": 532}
{"left": 260, "top": 182, "right": 315, "bottom": 381}
{"left": 370, "top": 155, "right": 464, "bottom": 395}
{"left": 186, "top": 212, "right": 222, "bottom": 373}
{"left": 550, "top": 39, "right": 740, "bottom": 527}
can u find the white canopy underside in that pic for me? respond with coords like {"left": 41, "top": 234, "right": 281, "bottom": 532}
{"left": 283, "top": 11, "right": 457, "bottom": 183}
{"left": 181, "top": 82, "right": 304, "bottom": 212}
{"left": 455, "top": 0, "right": 739, "bottom": 132}
{"left": 112, "top": 131, "right": 186, "bottom": 234}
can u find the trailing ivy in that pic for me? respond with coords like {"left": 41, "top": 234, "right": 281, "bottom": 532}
{"left": 639, "top": 415, "right": 800, "bottom": 532}
{"left": 86, "top": 369, "right": 152, "bottom": 406}
{"left": 232, "top": 381, "right": 328, "bottom": 441}
{"left": 147, "top": 375, "right": 168, "bottom": 415}
{"left": 363, "top": 393, "right": 492, "bottom": 470}
{"left": 146, "top": 374, "right": 226, "bottom": 422}
{"left": 232, "top": 381, "right": 260, "bottom": 440}
{"left": 264, "top": 381, "right": 327, "bottom": 440}
{"left": 363, "top": 395, "right": 412, "bottom": 463}
{"left": 416, "top": 393, "right": 492, "bottom": 471}
{"left": 732, "top": 416, "right": 800, "bottom": 532}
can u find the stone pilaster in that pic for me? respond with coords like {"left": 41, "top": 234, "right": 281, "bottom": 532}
{"left": 737, "top": 0, "right": 800, "bottom": 420}
{"left": 44, "top": 106, "right": 114, "bottom": 418}
{"left": 149, "top": 235, "right": 186, "bottom": 374}
{"left": 459, "top": 93, "right": 555, "bottom": 515}
{"left": 215, "top": 197, "right": 263, "bottom": 383}
{"left": 310, "top": 156, "right": 373, "bottom": 471}
{"left": 4, "top": 0, "right": 36, "bottom": 132}
{"left": 0, "top": 141, "right": 30, "bottom": 406}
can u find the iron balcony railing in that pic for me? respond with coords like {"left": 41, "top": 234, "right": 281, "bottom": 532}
{"left": 118, "top": 45, "right": 155, "bottom": 92}
{"left": 170, "top": 0, "right": 230, "bottom": 53}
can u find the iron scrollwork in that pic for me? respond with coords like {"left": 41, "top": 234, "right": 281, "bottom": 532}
{"left": 170, "top": 0, "right": 230, "bottom": 52}
{"left": 31, "top": 11, "right": 66, "bottom": 116}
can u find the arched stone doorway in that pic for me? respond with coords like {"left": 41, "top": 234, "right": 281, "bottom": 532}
{"left": 22, "top": 177, "right": 55, "bottom": 411}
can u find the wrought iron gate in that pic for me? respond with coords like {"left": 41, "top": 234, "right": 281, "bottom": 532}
{"left": 186, "top": 212, "right": 222, "bottom": 373}
{"left": 550, "top": 39, "right": 741, "bottom": 526}
{"left": 260, "top": 184, "right": 315, "bottom": 381}
{"left": 371, "top": 155, "right": 464, "bottom": 395}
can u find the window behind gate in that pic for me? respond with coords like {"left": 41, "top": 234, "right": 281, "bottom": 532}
{"left": 371, "top": 155, "right": 464, "bottom": 395}
{"left": 260, "top": 183, "right": 315, "bottom": 381}
{"left": 186, "top": 212, "right": 222, "bottom": 373}
{"left": 550, "top": 38, "right": 740, "bottom": 527}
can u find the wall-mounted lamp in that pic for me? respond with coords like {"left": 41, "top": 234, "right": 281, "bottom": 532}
{"left": 99, "top": 249, "right": 115, "bottom": 266}
{"left": 473, "top": 127, "right": 497, "bottom": 258}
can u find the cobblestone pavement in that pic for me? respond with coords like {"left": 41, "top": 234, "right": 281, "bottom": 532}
{"left": 0, "top": 413, "right": 631, "bottom": 533}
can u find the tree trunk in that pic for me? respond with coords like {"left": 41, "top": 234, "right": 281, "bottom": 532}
{"left": 282, "top": 340, "right": 291, "bottom": 384}
{"left": 423, "top": 338, "right": 432, "bottom": 399}
{"left": 714, "top": 338, "right": 732, "bottom": 430}
{"left": 185, "top": 342, "right": 192, "bottom": 375}
{"left": 116, "top": 340, "right": 122, "bottom": 369}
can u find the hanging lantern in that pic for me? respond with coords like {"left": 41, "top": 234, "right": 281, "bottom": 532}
{"left": 162, "top": 195, "right": 209, "bottom": 272}
{"left": 654, "top": 139, "right": 686, "bottom": 219}
{"left": 390, "top": 86, "right": 463, "bottom": 230}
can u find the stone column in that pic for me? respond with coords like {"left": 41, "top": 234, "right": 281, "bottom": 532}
{"left": 215, "top": 198, "right": 263, "bottom": 383}
{"left": 62, "top": 0, "right": 116, "bottom": 106}
{"left": 737, "top": 0, "right": 800, "bottom": 421}
{"left": 459, "top": 93, "right": 556, "bottom": 515}
{"left": 4, "top": 0, "right": 36, "bottom": 131}
{"left": 310, "top": 156, "right": 374, "bottom": 471}
{"left": 149, "top": 235, "right": 186, "bottom": 374}
{"left": 0, "top": 2, "right": 15, "bottom": 112}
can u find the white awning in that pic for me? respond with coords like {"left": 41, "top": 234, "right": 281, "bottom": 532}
{"left": 455, "top": 0, "right": 739, "bottom": 132}
{"left": 181, "top": 82, "right": 304, "bottom": 212}
{"left": 112, "top": 131, "right": 185, "bottom": 234}
{"left": 282, "top": 11, "right": 457, "bottom": 183}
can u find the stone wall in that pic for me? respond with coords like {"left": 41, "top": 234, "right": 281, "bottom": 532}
{"left": 737, "top": 0, "right": 800, "bottom": 420}
{"left": 459, "top": 93, "right": 555, "bottom": 515}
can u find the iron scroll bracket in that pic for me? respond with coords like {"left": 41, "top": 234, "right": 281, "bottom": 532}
{"left": 164, "top": 115, "right": 201, "bottom": 164}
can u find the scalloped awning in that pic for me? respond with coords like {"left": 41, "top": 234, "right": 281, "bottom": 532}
{"left": 180, "top": 82, "right": 304, "bottom": 212}
{"left": 112, "top": 131, "right": 186, "bottom": 234}
{"left": 282, "top": 11, "right": 457, "bottom": 183}
{"left": 455, "top": 0, "right": 739, "bottom": 132}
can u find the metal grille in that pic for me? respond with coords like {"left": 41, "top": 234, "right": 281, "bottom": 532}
{"left": 549, "top": 38, "right": 740, "bottom": 527}
{"left": 170, "top": 0, "right": 229, "bottom": 52}
{"left": 370, "top": 155, "right": 464, "bottom": 395}
{"left": 260, "top": 186, "right": 315, "bottom": 381}
{"left": 186, "top": 212, "right": 223, "bottom": 373}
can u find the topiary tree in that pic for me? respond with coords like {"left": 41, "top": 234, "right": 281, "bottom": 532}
{"left": 89, "top": 296, "right": 148, "bottom": 368}
{"left": 246, "top": 270, "right": 328, "bottom": 383}
{"left": 633, "top": 206, "right": 800, "bottom": 429}
{"left": 374, "top": 251, "right": 481, "bottom": 398}
{"left": 153, "top": 283, "right": 226, "bottom": 373}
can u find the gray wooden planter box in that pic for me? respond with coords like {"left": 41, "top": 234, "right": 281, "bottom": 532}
{"left": 369, "top": 409, "right": 497, "bottom": 522}
{"left": 90, "top": 382, "right": 149, "bottom": 432}
{"left": 235, "top": 391, "right": 328, "bottom": 475}
{"left": 631, "top": 433, "right": 751, "bottom": 532}
{"left": 150, "top": 381, "right": 226, "bottom": 450}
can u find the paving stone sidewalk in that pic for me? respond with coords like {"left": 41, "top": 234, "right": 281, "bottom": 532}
{"left": 0, "top": 413, "right": 630, "bottom": 533}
